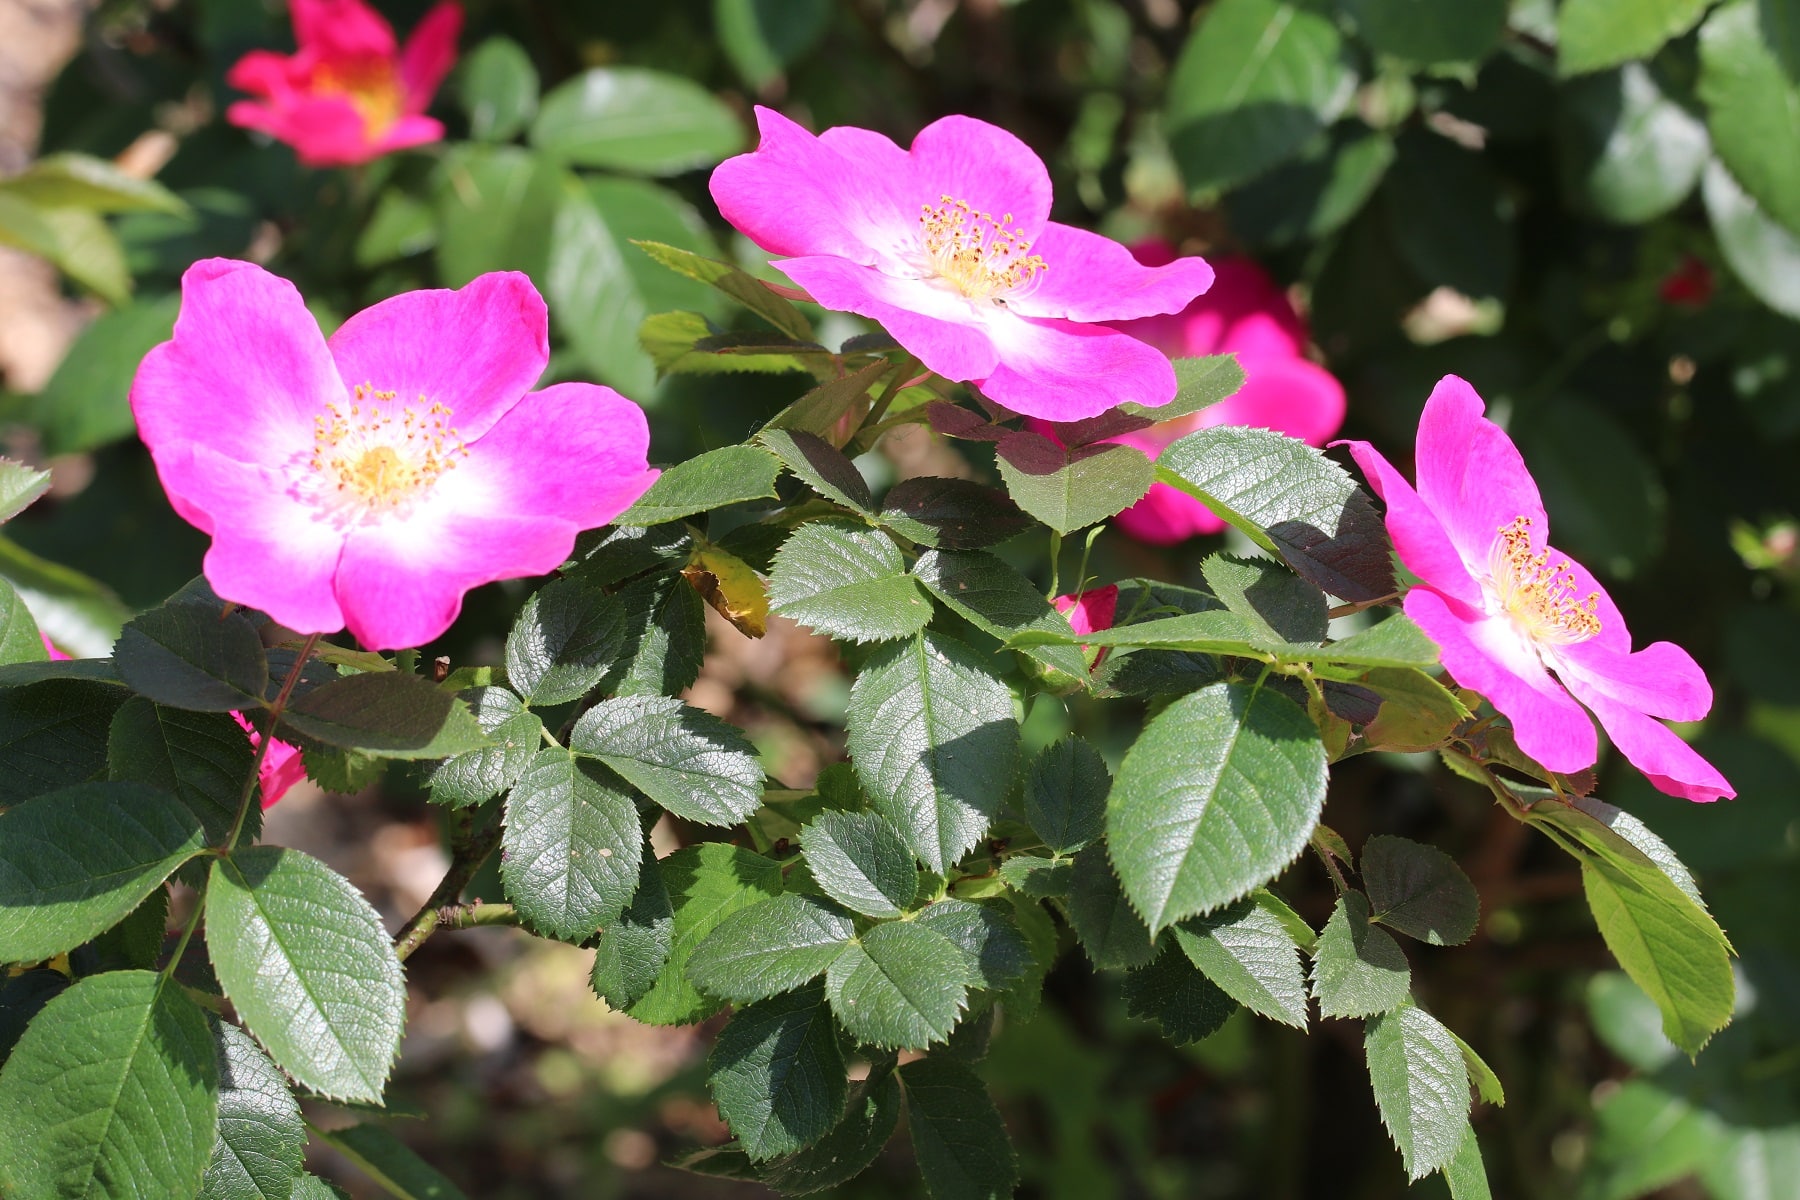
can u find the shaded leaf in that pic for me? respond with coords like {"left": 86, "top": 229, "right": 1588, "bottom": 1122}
{"left": 501, "top": 750, "right": 642, "bottom": 942}
{"left": 709, "top": 983, "right": 847, "bottom": 1160}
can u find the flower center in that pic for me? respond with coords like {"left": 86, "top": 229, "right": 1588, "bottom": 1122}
{"left": 308, "top": 384, "right": 466, "bottom": 525}
{"left": 918, "top": 194, "right": 1047, "bottom": 303}
{"left": 311, "top": 58, "right": 405, "bottom": 138}
{"left": 1486, "top": 516, "right": 1601, "bottom": 646}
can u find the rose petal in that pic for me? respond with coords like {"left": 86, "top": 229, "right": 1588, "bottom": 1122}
{"left": 398, "top": 1, "right": 462, "bottom": 110}
{"left": 1340, "top": 439, "right": 1484, "bottom": 608}
{"left": 1581, "top": 690, "right": 1735, "bottom": 802}
{"left": 1010, "top": 223, "right": 1213, "bottom": 323}
{"left": 326, "top": 271, "right": 549, "bottom": 443}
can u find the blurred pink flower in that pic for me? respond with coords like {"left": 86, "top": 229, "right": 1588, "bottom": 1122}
{"left": 1054, "top": 583, "right": 1118, "bottom": 670}
{"left": 226, "top": 0, "right": 462, "bottom": 167}
{"left": 1658, "top": 254, "right": 1715, "bottom": 310}
{"left": 232, "top": 712, "right": 307, "bottom": 809}
{"left": 46, "top": 633, "right": 302, "bottom": 807}
{"left": 131, "top": 259, "right": 659, "bottom": 651}
{"left": 709, "top": 107, "right": 1213, "bottom": 422}
{"left": 1108, "top": 246, "right": 1346, "bottom": 545}
{"left": 1342, "top": 375, "right": 1732, "bottom": 803}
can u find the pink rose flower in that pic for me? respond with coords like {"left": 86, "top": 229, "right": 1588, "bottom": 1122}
{"left": 232, "top": 712, "right": 307, "bottom": 809}
{"left": 1342, "top": 375, "right": 1732, "bottom": 803}
{"left": 1107, "top": 247, "right": 1346, "bottom": 545}
{"left": 130, "top": 259, "right": 659, "bottom": 651}
{"left": 46, "top": 634, "right": 302, "bottom": 808}
{"left": 226, "top": 0, "right": 462, "bottom": 168}
{"left": 709, "top": 108, "right": 1214, "bottom": 422}
{"left": 1054, "top": 584, "right": 1119, "bottom": 670}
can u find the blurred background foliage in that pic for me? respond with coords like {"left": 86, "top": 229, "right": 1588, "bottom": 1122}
{"left": 3, "top": 0, "right": 1799, "bottom": 1196}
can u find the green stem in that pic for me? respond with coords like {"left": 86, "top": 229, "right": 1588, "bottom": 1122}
{"left": 393, "top": 814, "right": 506, "bottom": 963}
{"left": 160, "top": 882, "right": 208, "bottom": 982}
{"left": 862, "top": 355, "right": 921, "bottom": 432}
{"left": 1046, "top": 529, "right": 1063, "bottom": 600}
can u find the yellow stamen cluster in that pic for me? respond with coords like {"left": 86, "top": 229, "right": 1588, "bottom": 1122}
{"left": 310, "top": 383, "right": 466, "bottom": 522}
{"left": 311, "top": 58, "right": 405, "bottom": 137}
{"left": 1488, "top": 516, "right": 1601, "bottom": 645}
{"left": 919, "top": 194, "right": 1046, "bottom": 302}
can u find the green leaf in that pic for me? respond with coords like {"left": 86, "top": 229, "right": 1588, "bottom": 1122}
{"left": 1021, "top": 735, "right": 1109, "bottom": 855}
{"left": 1559, "top": 64, "right": 1709, "bottom": 226}
{"left": 1364, "top": 1004, "right": 1473, "bottom": 1180}
{"left": 570, "top": 695, "right": 765, "bottom": 825}
{"left": 846, "top": 632, "right": 1020, "bottom": 872}
{"left": 1579, "top": 852, "right": 1733, "bottom": 1056}
{"left": 1560, "top": 0, "right": 1712, "bottom": 74}
{"left": 709, "top": 982, "right": 846, "bottom": 1160}
{"left": 206, "top": 847, "right": 406, "bottom": 1102}
{"left": 200, "top": 1021, "right": 305, "bottom": 1200}
{"left": 627, "top": 843, "right": 784, "bottom": 1025}
{"left": 1226, "top": 124, "right": 1396, "bottom": 249}
{"left": 1123, "top": 943, "right": 1239, "bottom": 1044}
{"left": 1585, "top": 970, "right": 1680, "bottom": 1071}
{"left": 1443, "top": 1122, "right": 1493, "bottom": 1200}
{"left": 1064, "top": 844, "right": 1156, "bottom": 970}
{"left": 616, "top": 444, "right": 783, "bottom": 526}
{"left": 912, "top": 898, "right": 1033, "bottom": 992}
{"left": 76, "top": 885, "right": 167, "bottom": 974}
{"left": 310, "top": 1124, "right": 468, "bottom": 1200}
{"left": 1157, "top": 425, "right": 1394, "bottom": 602}
{"left": 910, "top": 548, "right": 1090, "bottom": 680}
{"left": 758, "top": 1070, "right": 902, "bottom": 1195}
{"left": 530, "top": 67, "right": 742, "bottom": 174}
{"left": 899, "top": 1056, "right": 1018, "bottom": 1200}
{"left": 1309, "top": 892, "right": 1411, "bottom": 1019}
{"left": 505, "top": 576, "right": 626, "bottom": 711}
{"left": 1585, "top": 1079, "right": 1721, "bottom": 1200}
{"left": 1118, "top": 354, "right": 1249, "bottom": 421}
{"left": 280, "top": 672, "right": 487, "bottom": 760}
{"left": 432, "top": 145, "right": 562, "bottom": 285}
{"left": 633, "top": 241, "right": 813, "bottom": 340}
{"left": 1165, "top": 0, "right": 1354, "bottom": 195}
{"left": 0, "top": 460, "right": 50, "bottom": 527}
{"left": 29, "top": 294, "right": 178, "bottom": 454}
{"left": 548, "top": 176, "right": 723, "bottom": 395}
{"left": 596, "top": 571, "right": 707, "bottom": 698}
{"left": 716, "top": 0, "right": 830, "bottom": 88}
{"left": 761, "top": 360, "right": 891, "bottom": 436}
{"left": 589, "top": 844, "right": 672, "bottom": 1009}
{"left": 1445, "top": 1026, "right": 1505, "bottom": 1108}
{"left": 1360, "top": 666, "right": 1471, "bottom": 752}
{"left": 826, "top": 922, "right": 972, "bottom": 1049}
{"left": 1701, "top": 0, "right": 1800, "bottom": 237}
{"left": 0, "top": 580, "right": 46, "bottom": 667}
{"left": 687, "top": 893, "right": 856, "bottom": 1003}
{"left": 0, "top": 535, "right": 133, "bottom": 658}
{"left": 1698, "top": 1127, "right": 1800, "bottom": 1200}
{"left": 458, "top": 36, "right": 538, "bottom": 142}
{"left": 114, "top": 601, "right": 268, "bottom": 712}
{"left": 0, "top": 781, "right": 204, "bottom": 962}
{"left": 38, "top": 208, "right": 130, "bottom": 305}
{"left": 0, "top": 677, "right": 125, "bottom": 805}
{"left": 1362, "top": 835, "right": 1480, "bottom": 945}
{"left": 501, "top": 749, "right": 642, "bottom": 941}
{"left": 1201, "top": 553, "right": 1329, "bottom": 645}
{"left": 799, "top": 809, "right": 919, "bottom": 918}
{"left": 354, "top": 188, "right": 435, "bottom": 268}
{"left": 994, "top": 433, "right": 1155, "bottom": 535}
{"left": 1342, "top": 0, "right": 1506, "bottom": 65}
{"left": 758, "top": 428, "right": 874, "bottom": 512}
{"left": 0, "top": 190, "right": 59, "bottom": 261}
{"left": 878, "top": 477, "right": 1032, "bottom": 549}
{"left": 1108, "top": 681, "right": 1328, "bottom": 932}
{"left": 769, "top": 521, "right": 932, "bottom": 643}
{"left": 1704, "top": 159, "right": 1800, "bottom": 319}
{"left": 643, "top": 310, "right": 818, "bottom": 376}
{"left": 1173, "top": 897, "right": 1310, "bottom": 1027}
{"left": 0, "top": 153, "right": 185, "bottom": 213}
{"left": 0, "top": 970, "right": 217, "bottom": 1200}
{"left": 424, "top": 687, "right": 543, "bottom": 809}
{"left": 1382, "top": 128, "right": 1513, "bottom": 300}
{"left": 107, "top": 699, "right": 256, "bottom": 845}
